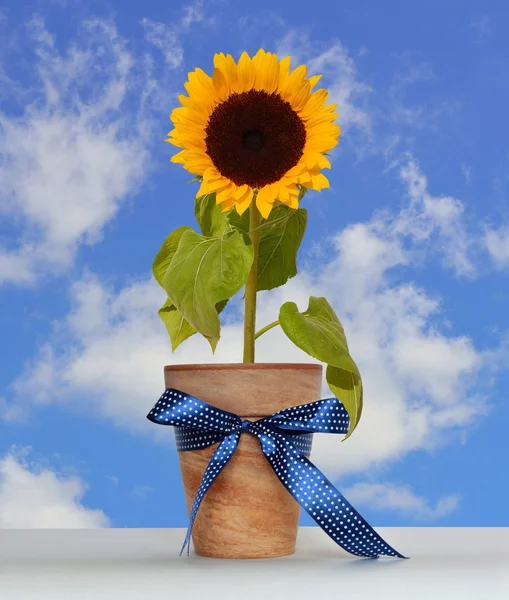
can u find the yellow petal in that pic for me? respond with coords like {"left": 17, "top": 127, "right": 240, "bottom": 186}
{"left": 285, "top": 192, "right": 299, "bottom": 209}
{"left": 276, "top": 184, "right": 289, "bottom": 202}
{"left": 306, "top": 134, "right": 340, "bottom": 152}
{"left": 311, "top": 173, "right": 330, "bottom": 190}
{"left": 303, "top": 151, "right": 331, "bottom": 170}
{"left": 216, "top": 183, "right": 236, "bottom": 202}
{"left": 212, "top": 67, "right": 229, "bottom": 101}
{"left": 170, "top": 150, "right": 187, "bottom": 164}
{"left": 225, "top": 53, "right": 240, "bottom": 93}
{"left": 279, "top": 64, "right": 308, "bottom": 102}
{"left": 277, "top": 55, "right": 292, "bottom": 92}
{"left": 195, "top": 68, "right": 215, "bottom": 94}
{"left": 307, "top": 74, "right": 322, "bottom": 90}
{"left": 284, "top": 161, "right": 308, "bottom": 178}
{"left": 307, "top": 122, "right": 341, "bottom": 137}
{"left": 185, "top": 70, "right": 212, "bottom": 101}
{"left": 208, "top": 178, "right": 233, "bottom": 192}
{"left": 171, "top": 107, "right": 208, "bottom": 127}
{"left": 186, "top": 159, "right": 213, "bottom": 175}
{"left": 252, "top": 48, "right": 268, "bottom": 90}
{"left": 277, "top": 183, "right": 299, "bottom": 208}
{"left": 169, "top": 134, "right": 205, "bottom": 151}
{"left": 177, "top": 94, "right": 192, "bottom": 107}
{"left": 203, "top": 167, "right": 221, "bottom": 181}
{"left": 219, "top": 197, "right": 236, "bottom": 212}
{"left": 297, "top": 171, "right": 312, "bottom": 185}
{"left": 302, "top": 172, "right": 330, "bottom": 191}
{"left": 237, "top": 51, "right": 255, "bottom": 92}
{"left": 290, "top": 81, "right": 311, "bottom": 112}
{"left": 305, "top": 110, "right": 338, "bottom": 129}
{"left": 213, "top": 52, "right": 228, "bottom": 72}
{"left": 235, "top": 187, "right": 254, "bottom": 214}
{"left": 256, "top": 185, "right": 276, "bottom": 219}
{"left": 233, "top": 184, "right": 249, "bottom": 199}
{"left": 299, "top": 89, "right": 328, "bottom": 120}
{"left": 197, "top": 178, "right": 209, "bottom": 197}
{"left": 264, "top": 53, "right": 280, "bottom": 94}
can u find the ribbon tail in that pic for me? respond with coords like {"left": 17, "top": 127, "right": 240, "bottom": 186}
{"left": 179, "top": 431, "right": 241, "bottom": 556}
{"left": 256, "top": 425, "right": 407, "bottom": 559}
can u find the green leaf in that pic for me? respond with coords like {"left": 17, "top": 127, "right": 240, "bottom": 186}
{"left": 158, "top": 298, "right": 197, "bottom": 352}
{"left": 226, "top": 206, "right": 250, "bottom": 236}
{"left": 279, "top": 296, "right": 363, "bottom": 438}
{"left": 163, "top": 229, "right": 253, "bottom": 344}
{"left": 158, "top": 297, "right": 228, "bottom": 353}
{"left": 194, "top": 194, "right": 232, "bottom": 237}
{"left": 194, "top": 195, "right": 306, "bottom": 293}
{"left": 326, "top": 360, "right": 363, "bottom": 440}
{"left": 152, "top": 226, "right": 194, "bottom": 288}
{"left": 279, "top": 296, "right": 350, "bottom": 364}
{"left": 256, "top": 204, "right": 307, "bottom": 291}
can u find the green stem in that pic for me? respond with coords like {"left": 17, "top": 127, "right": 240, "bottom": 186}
{"left": 254, "top": 320, "right": 280, "bottom": 340}
{"left": 243, "top": 201, "right": 262, "bottom": 363}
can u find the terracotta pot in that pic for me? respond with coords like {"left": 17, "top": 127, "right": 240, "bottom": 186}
{"left": 164, "top": 362, "right": 323, "bottom": 559}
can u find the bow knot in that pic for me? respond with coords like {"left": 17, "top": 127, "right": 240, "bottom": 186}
{"left": 240, "top": 419, "right": 252, "bottom": 433}
{"left": 147, "top": 388, "right": 407, "bottom": 560}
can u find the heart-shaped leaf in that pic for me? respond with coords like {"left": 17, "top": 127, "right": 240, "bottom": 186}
{"left": 163, "top": 229, "right": 253, "bottom": 344}
{"left": 226, "top": 205, "right": 250, "bottom": 236}
{"left": 195, "top": 194, "right": 232, "bottom": 237}
{"left": 158, "top": 298, "right": 197, "bottom": 352}
{"left": 256, "top": 204, "right": 307, "bottom": 291}
{"left": 152, "top": 226, "right": 194, "bottom": 288}
{"left": 195, "top": 195, "right": 307, "bottom": 292}
{"left": 279, "top": 296, "right": 363, "bottom": 438}
{"left": 326, "top": 360, "right": 363, "bottom": 440}
{"left": 159, "top": 297, "right": 228, "bottom": 353}
{"left": 279, "top": 296, "right": 350, "bottom": 364}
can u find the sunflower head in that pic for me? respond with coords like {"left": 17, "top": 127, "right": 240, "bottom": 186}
{"left": 167, "top": 49, "right": 340, "bottom": 219}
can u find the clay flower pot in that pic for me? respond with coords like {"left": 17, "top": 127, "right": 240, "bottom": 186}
{"left": 164, "top": 362, "right": 323, "bottom": 559}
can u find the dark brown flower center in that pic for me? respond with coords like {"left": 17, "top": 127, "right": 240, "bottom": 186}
{"left": 242, "top": 129, "right": 264, "bottom": 151}
{"left": 205, "top": 90, "right": 306, "bottom": 188}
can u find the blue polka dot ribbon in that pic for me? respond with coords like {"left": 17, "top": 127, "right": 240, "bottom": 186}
{"left": 147, "top": 388, "right": 407, "bottom": 559}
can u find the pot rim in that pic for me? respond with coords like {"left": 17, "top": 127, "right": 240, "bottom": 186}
{"left": 164, "top": 362, "right": 322, "bottom": 371}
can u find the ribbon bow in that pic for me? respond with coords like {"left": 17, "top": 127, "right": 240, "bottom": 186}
{"left": 147, "top": 388, "right": 407, "bottom": 559}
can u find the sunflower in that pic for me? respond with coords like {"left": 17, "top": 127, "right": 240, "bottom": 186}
{"left": 166, "top": 49, "right": 340, "bottom": 219}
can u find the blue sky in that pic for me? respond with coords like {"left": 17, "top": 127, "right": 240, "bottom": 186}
{"left": 0, "top": 0, "right": 508, "bottom": 530}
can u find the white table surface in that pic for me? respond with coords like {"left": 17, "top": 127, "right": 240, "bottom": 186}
{"left": 0, "top": 527, "right": 507, "bottom": 599}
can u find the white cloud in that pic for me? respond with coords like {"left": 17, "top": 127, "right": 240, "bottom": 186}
{"left": 276, "top": 32, "right": 373, "bottom": 138}
{"left": 275, "top": 34, "right": 455, "bottom": 162}
{"left": 393, "top": 157, "right": 475, "bottom": 276}
{"left": 386, "top": 61, "right": 460, "bottom": 131}
{"left": 4, "top": 159, "right": 490, "bottom": 480}
{"left": 0, "top": 7, "right": 210, "bottom": 288}
{"left": 469, "top": 16, "right": 492, "bottom": 41}
{"left": 141, "top": 19, "right": 183, "bottom": 68}
{"left": 462, "top": 164, "right": 472, "bottom": 185}
{"left": 10, "top": 275, "right": 172, "bottom": 438}
{"left": 181, "top": 0, "right": 206, "bottom": 28}
{"left": 0, "top": 447, "right": 109, "bottom": 527}
{"left": 130, "top": 485, "right": 154, "bottom": 498}
{"left": 0, "top": 17, "right": 150, "bottom": 286}
{"left": 344, "top": 482, "right": 459, "bottom": 520}
{"left": 142, "top": 0, "right": 209, "bottom": 67}
{"left": 484, "top": 226, "right": 509, "bottom": 268}
{"left": 309, "top": 43, "right": 373, "bottom": 137}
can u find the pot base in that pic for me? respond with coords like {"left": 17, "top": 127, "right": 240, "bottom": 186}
{"left": 193, "top": 547, "right": 296, "bottom": 559}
